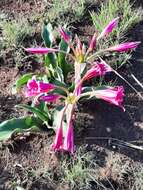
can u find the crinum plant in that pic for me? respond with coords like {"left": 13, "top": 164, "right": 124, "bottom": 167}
{"left": 0, "top": 18, "right": 141, "bottom": 153}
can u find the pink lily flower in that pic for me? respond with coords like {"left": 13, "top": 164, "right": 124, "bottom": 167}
{"left": 38, "top": 82, "right": 55, "bottom": 93}
{"left": 75, "top": 35, "right": 83, "bottom": 53}
{"left": 63, "top": 120, "right": 74, "bottom": 154}
{"left": 98, "top": 17, "right": 119, "bottom": 39}
{"left": 82, "top": 61, "right": 112, "bottom": 81}
{"left": 75, "top": 83, "right": 82, "bottom": 96}
{"left": 107, "top": 41, "right": 140, "bottom": 52}
{"left": 25, "top": 47, "right": 58, "bottom": 54}
{"left": 25, "top": 77, "right": 55, "bottom": 97}
{"left": 51, "top": 106, "right": 68, "bottom": 152}
{"left": 59, "top": 27, "right": 70, "bottom": 43}
{"left": 99, "top": 58, "right": 113, "bottom": 72}
{"left": 40, "top": 94, "right": 60, "bottom": 102}
{"left": 52, "top": 124, "right": 63, "bottom": 151}
{"left": 88, "top": 33, "right": 96, "bottom": 51}
{"left": 25, "top": 77, "right": 39, "bottom": 97}
{"left": 94, "top": 86, "right": 125, "bottom": 110}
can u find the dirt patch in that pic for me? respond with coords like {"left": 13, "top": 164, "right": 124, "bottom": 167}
{"left": 0, "top": 134, "right": 58, "bottom": 190}
{"left": 0, "top": 0, "right": 50, "bottom": 19}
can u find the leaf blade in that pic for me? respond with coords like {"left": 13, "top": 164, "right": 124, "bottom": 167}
{"left": 0, "top": 116, "right": 41, "bottom": 141}
{"left": 16, "top": 104, "right": 49, "bottom": 122}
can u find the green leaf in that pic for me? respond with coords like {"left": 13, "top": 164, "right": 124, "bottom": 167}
{"left": 44, "top": 53, "right": 57, "bottom": 79}
{"left": 42, "top": 22, "right": 54, "bottom": 47}
{"left": 41, "top": 74, "right": 49, "bottom": 83}
{"left": 44, "top": 53, "right": 57, "bottom": 68}
{"left": 51, "top": 79, "right": 67, "bottom": 88}
{"left": 58, "top": 38, "right": 72, "bottom": 79}
{"left": 12, "top": 73, "right": 33, "bottom": 93}
{"left": 16, "top": 104, "right": 49, "bottom": 122}
{"left": 35, "top": 101, "right": 50, "bottom": 119}
{"left": 51, "top": 79, "right": 67, "bottom": 96}
{"left": 41, "top": 22, "right": 57, "bottom": 77}
{"left": 55, "top": 66, "right": 64, "bottom": 82}
{"left": 58, "top": 39, "right": 69, "bottom": 66}
{"left": 68, "top": 82, "right": 75, "bottom": 92}
{"left": 0, "top": 116, "right": 41, "bottom": 141}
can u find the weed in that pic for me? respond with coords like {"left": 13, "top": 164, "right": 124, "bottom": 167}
{"left": 107, "top": 154, "right": 130, "bottom": 182}
{"left": 133, "top": 164, "right": 143, "bottom": 190}
{"left": 1, "top": 18, "right": 34, "bottom": 48}
{"left": 44, "top": 0, "right": 86, "bottom": 25}
{"left": 90, "top": 0, "right": 142, "bottom": 67}
{"left": 91, "top": 0, "right": 141, "bottom": 44}
{"left": 61, "top": 147, "right": 105, "bottom": 190}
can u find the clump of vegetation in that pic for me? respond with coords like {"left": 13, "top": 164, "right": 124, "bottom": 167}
{"left": 1, "top": 18, "right": 34, "bottom": 48}
{"left": 90, "top": 0, "right": 142, "bottom": 67}
{"left": 91, "top": 0, "right": 141, "bottom": 43}
{"left": 43, "top": 0, "right": 87, "bottom": 25}
{"left": 133, "top": 164, "right": 143, "bottom": 190}
{"left": 60, "top": 147, "right": 100, "bottom": 190}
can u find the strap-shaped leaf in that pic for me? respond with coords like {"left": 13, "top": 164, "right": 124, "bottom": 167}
{"left": 0, "top": 116, "right": 41, "bottom": 141}
{"left": 58, "top": 38, "right": 72, "bottom": 79}
{"left": 42, "top": 22, "right": 54, "bottom": 47}
{"left": 44, "top": 53, "right": 57, "bottom": 68}
{"left": 16, "top": 104, "right": 49, "bottom": 122}
{"left": 51, "top": 79, "right": 67, "bottom": 88}
{"left": 12, "top": 73, "right": 32, "bottom": 93}
{"left": 55, "top": 66, "right": 64, "bottom": 82}
{"left": 51, "top": 79, "right": 68, "bottom": 96}
{"left": 35, "top": 101, "right": 50, "bottom": 119}
{"left": 42, "top": 22, "right": 57, "bottom": 73}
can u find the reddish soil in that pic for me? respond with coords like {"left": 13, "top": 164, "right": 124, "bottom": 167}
{"left": 0, "top": 0, "right": 143, "bottom": 190}
{"left": 0, "top": 0, "right": 50, "bottom": 19}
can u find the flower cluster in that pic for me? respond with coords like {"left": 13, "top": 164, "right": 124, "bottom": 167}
{"left": 26, "top": 61, "right": 125, "bottom": 153}
{"left": 24, "top": 17, "right": 140, "bottom": 154}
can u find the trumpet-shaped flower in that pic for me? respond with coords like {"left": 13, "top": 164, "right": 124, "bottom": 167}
{"left": 51, "top": 106, "right": 67, "bottom": 152}
{"left": 94, "top": 86, "right": 125, "bottom": 110}
{"left": 25, "top": 77, "right": 39, "bottom": 97}
{"left": 98, "top": 18, "right": 119, "bottom": 39}
{"left": 52, "top": 124, "right": 63, "bottom": 151}
{"left": 40, "top": 94, "right": 60, "bottom": 102}
{"left": 25, "top": 77, "right": 55, "bottom": 97}
{"left": 25, "top": 47, "right": 58, "bottom": 54}
{"left": 75, "top": 82, "right": 82, "bottom": 96}
{"left": 63, "top": 120, "right": 74, "bottom": 154}
{"left": 107, "top": 42, "right": 140, "bottom": 52}
{"left": 38, "top": 82, "right": 55, "bottom": 93}
{"left": 88, "top": 33, "right": 96, "bottom": 51}
{"left": 59, "top": 27, "right": 70, "bottom": 43}
{"left": 82, "top": 61, "right": 112, "bottom": 81}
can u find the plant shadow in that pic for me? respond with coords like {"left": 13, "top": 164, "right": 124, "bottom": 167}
{"left": 78, "top": 19, "right": 143, "bottom": 163}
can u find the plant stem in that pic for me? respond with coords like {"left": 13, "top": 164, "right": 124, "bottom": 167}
{"left": 87, "top": 49, "right": 106, "bottom": 61}
{"left": 114, "top": 70, "right": 143, "bottom": 100}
